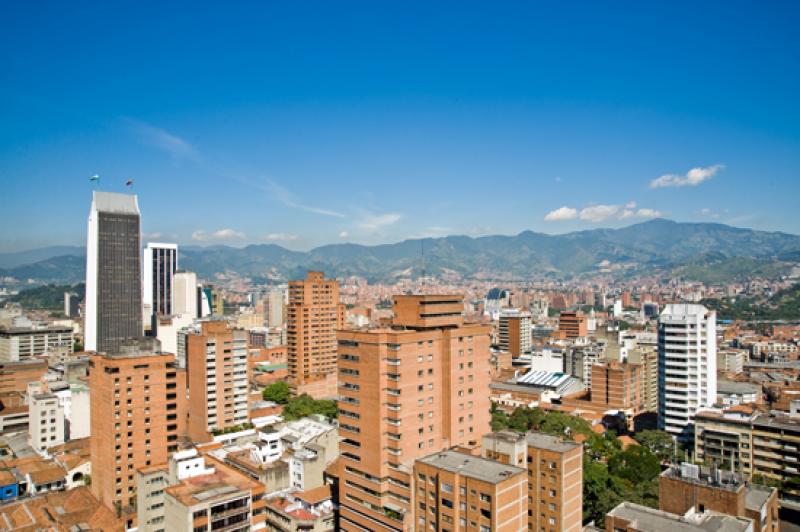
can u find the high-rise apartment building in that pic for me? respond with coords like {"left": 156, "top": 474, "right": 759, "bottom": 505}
{"left": 172, "top": 271, "right": 199, "bottom": 318}
{"left": 185, "top": 321, "right": 249, "bottom": 442}
{"left": 482, "top": 431, "right": 583, "bottom": 532}
{"left": 143, "top": 242, "right": 178, "bottom": 323}
{"left": 498, "top": 309, "right": 532, "bottom": 356}
{"left": 89, "top": 339, "right": 186, "bottom": 526}
{"left": 287, "top": 272, "right": 344, "bottom": 399}
{"left": 335, "top": 294, "right": 492, "bottom": 531}
{"left": 414, "top": 450, "right": 527, "bottom": 531}
{"left": 657, "top": 304, "right": 717, "bottom": 441}
{"left": 559, "top": 311, "right": 587, "bottom": 339}
{"left": 85, "top": 191, "right": 143, "bottom": 353}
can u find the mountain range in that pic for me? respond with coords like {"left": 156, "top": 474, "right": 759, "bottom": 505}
{"left": 2, "top": 220, "right": 799, "bottom": 284}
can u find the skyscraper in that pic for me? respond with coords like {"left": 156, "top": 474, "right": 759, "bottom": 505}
{"left": 287, "top": 271, "right": 343, "bottom": 399}
{"left": 143, "top": 242, "right": 178, "bottom": 323}
{"left": 658, "top": 303, "right": 717, "bottom": 441}
{"left": 335, "top": 294, "right": 492, "bottom": 531}
{"left": 85, "top": 191, "right": 143, "bottom": 353}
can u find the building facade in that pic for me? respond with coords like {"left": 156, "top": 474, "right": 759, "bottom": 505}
{"left": 657, "top": 304, "right": 717, "bottom": 441}
{"left": 498, "top": 309, "right": 532, "bottom": 357}
{"left": 482, "top": 431, "right": 583, "bottom": 532}
{"left": 172, "top": 271, "right": 199, "bottom": 318}
{"left": 89, "top": 340, "right": 186, "bottom": 526}
{"left": 143, "top": 242, "right": 178, "bottom": 323}
{"left": 85, "top": 191, "right": 143, "bottom": 353}
{"left": 28, "top": 392, "right": 65, "bottom": 452}
{"left": 287, "top": 272, "right": 344, "bottom": 399}
{"left": 186, "top": 321, "right": 249, "bottom": 442}
{"left": 335, "top": 294, "right": 492, "bottom": 531}
{"left": 558, "top": 311, "right": 587, "bottom": 339}
{"left": 414, "top": 450, "right": 527, "bottom": 532}
{"left": 591, "top": 361, "right": 645, "bottom": 411}
{"left": 0, "top": 323, "right": 73, "bottom": 362}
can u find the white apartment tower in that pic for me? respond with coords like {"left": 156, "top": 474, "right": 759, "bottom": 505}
{"left": 143, "top": 242, "right": 178, "bottom": 322}
{"left": 85, "top": 191, "right": 142, "bottom": 353}
{"left": 657, "top": 303, "right": 717, "bottom": 441}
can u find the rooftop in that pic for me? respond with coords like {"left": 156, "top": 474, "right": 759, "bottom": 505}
{"left": 717, "top": 379, "right": 761, "bottom": 395}
{"left": 661, "top": 464, "right": 744, "bottom": 493}
{"left": 608, "top": 502, "right": 752, "bottom": 532}
{"left": 525, "top": 432, "right": 582, "bottom": 453}
{"left": 745, "top": 484, "right": 776, "bottom": 513}
{"left": 92, "top": 190, "right": 139, "bottom": 215}
{"left": 753, "top": 412, "right": 800, "bottom": 432}
{"left": 165, "top": 457, "right": 256, "bottom": 507}
{"left": 416, "top": 449, "right": 525, "bottom": 484}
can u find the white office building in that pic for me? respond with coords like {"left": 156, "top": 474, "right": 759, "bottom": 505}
{"left": 657, "top": 303, "right": 717, "bottom": 441}
{"left": 172, "top": 271, "right": 199, "bottom": 318}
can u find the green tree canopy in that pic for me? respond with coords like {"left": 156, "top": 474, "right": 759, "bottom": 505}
{"left": 282, "top": 394, "right": 338, "bottom": 421}
{"left": 633, "top": 430, "right": 675, "bottom": 462}
{"left": 608, "top": 445, "right": 661, "bottom": 483}
{"left": 262, "top": 381, "right": 291, "bottom": 404}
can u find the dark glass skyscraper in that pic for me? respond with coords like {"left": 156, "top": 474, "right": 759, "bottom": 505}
{"left": 85, "top": 191, "right": 143, "bottom": 353}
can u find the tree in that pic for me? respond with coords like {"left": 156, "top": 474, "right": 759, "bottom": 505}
{"left": 586, "top": 432, "right": 622, "bottom": 462}
{"left": 634, "top": 430, "right": 675, "bottom": 462}
{"left": 583, "top": 458, "right": 622, "bottom": 524}
{"left": 491, "top": 409, "right": 510, "bottom": 431}
{"left": 282, "top": 394, "right": 338, "bottom": 421}
{"left": 608, "top": 446, "right": 661, "bottom": 483}
{"left": 538, "top": 411, "right": 592, "bottom": 439}
{"left": 262, "top": 382, "right": 291, "bottom": 404}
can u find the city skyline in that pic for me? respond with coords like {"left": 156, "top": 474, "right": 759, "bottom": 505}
{"left": 2, "top": 2, "right": 800, "bottom": 252}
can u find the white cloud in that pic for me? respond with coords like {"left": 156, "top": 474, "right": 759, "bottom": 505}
{"left": 339, "top": 231, "right": 349, "bottom": 238}
{"left": 545, "top": 202, "right": 663, "bottom": 223}
{"left": 192, "top": 229, "right": 246, "bottom": 242}
{"left": 265, "top": 179, "right": 345, "bottom": 218}
{"left": 650, "top": 164, "right": 724, "bottom": 188}
{"left": 636, "top": 208, "right": 663, "bottom": 218}
{"left": 356, "top": 211, "right": 403, "bottom": 230}
{"left": 264, "top": 233, "right": 298, "bottom": 242}
{"left": 544, "top": 206, "right": 578, "bottom": 221}
{"left": 579, "top": 204, "right": 621, "bottom": 223}
{"left": 143, "top": 232, "right": 163, "bottom": 239}
{"left": 124, "top": 118, "right": 198, "bottom": 161}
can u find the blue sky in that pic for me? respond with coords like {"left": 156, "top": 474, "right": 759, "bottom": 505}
{"left": 1, "top": 1, "right": 799, "bottom": 251}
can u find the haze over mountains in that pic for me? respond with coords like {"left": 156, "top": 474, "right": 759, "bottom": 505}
{"left": 2, "top": 220, "right": 800, "bottom": 284}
